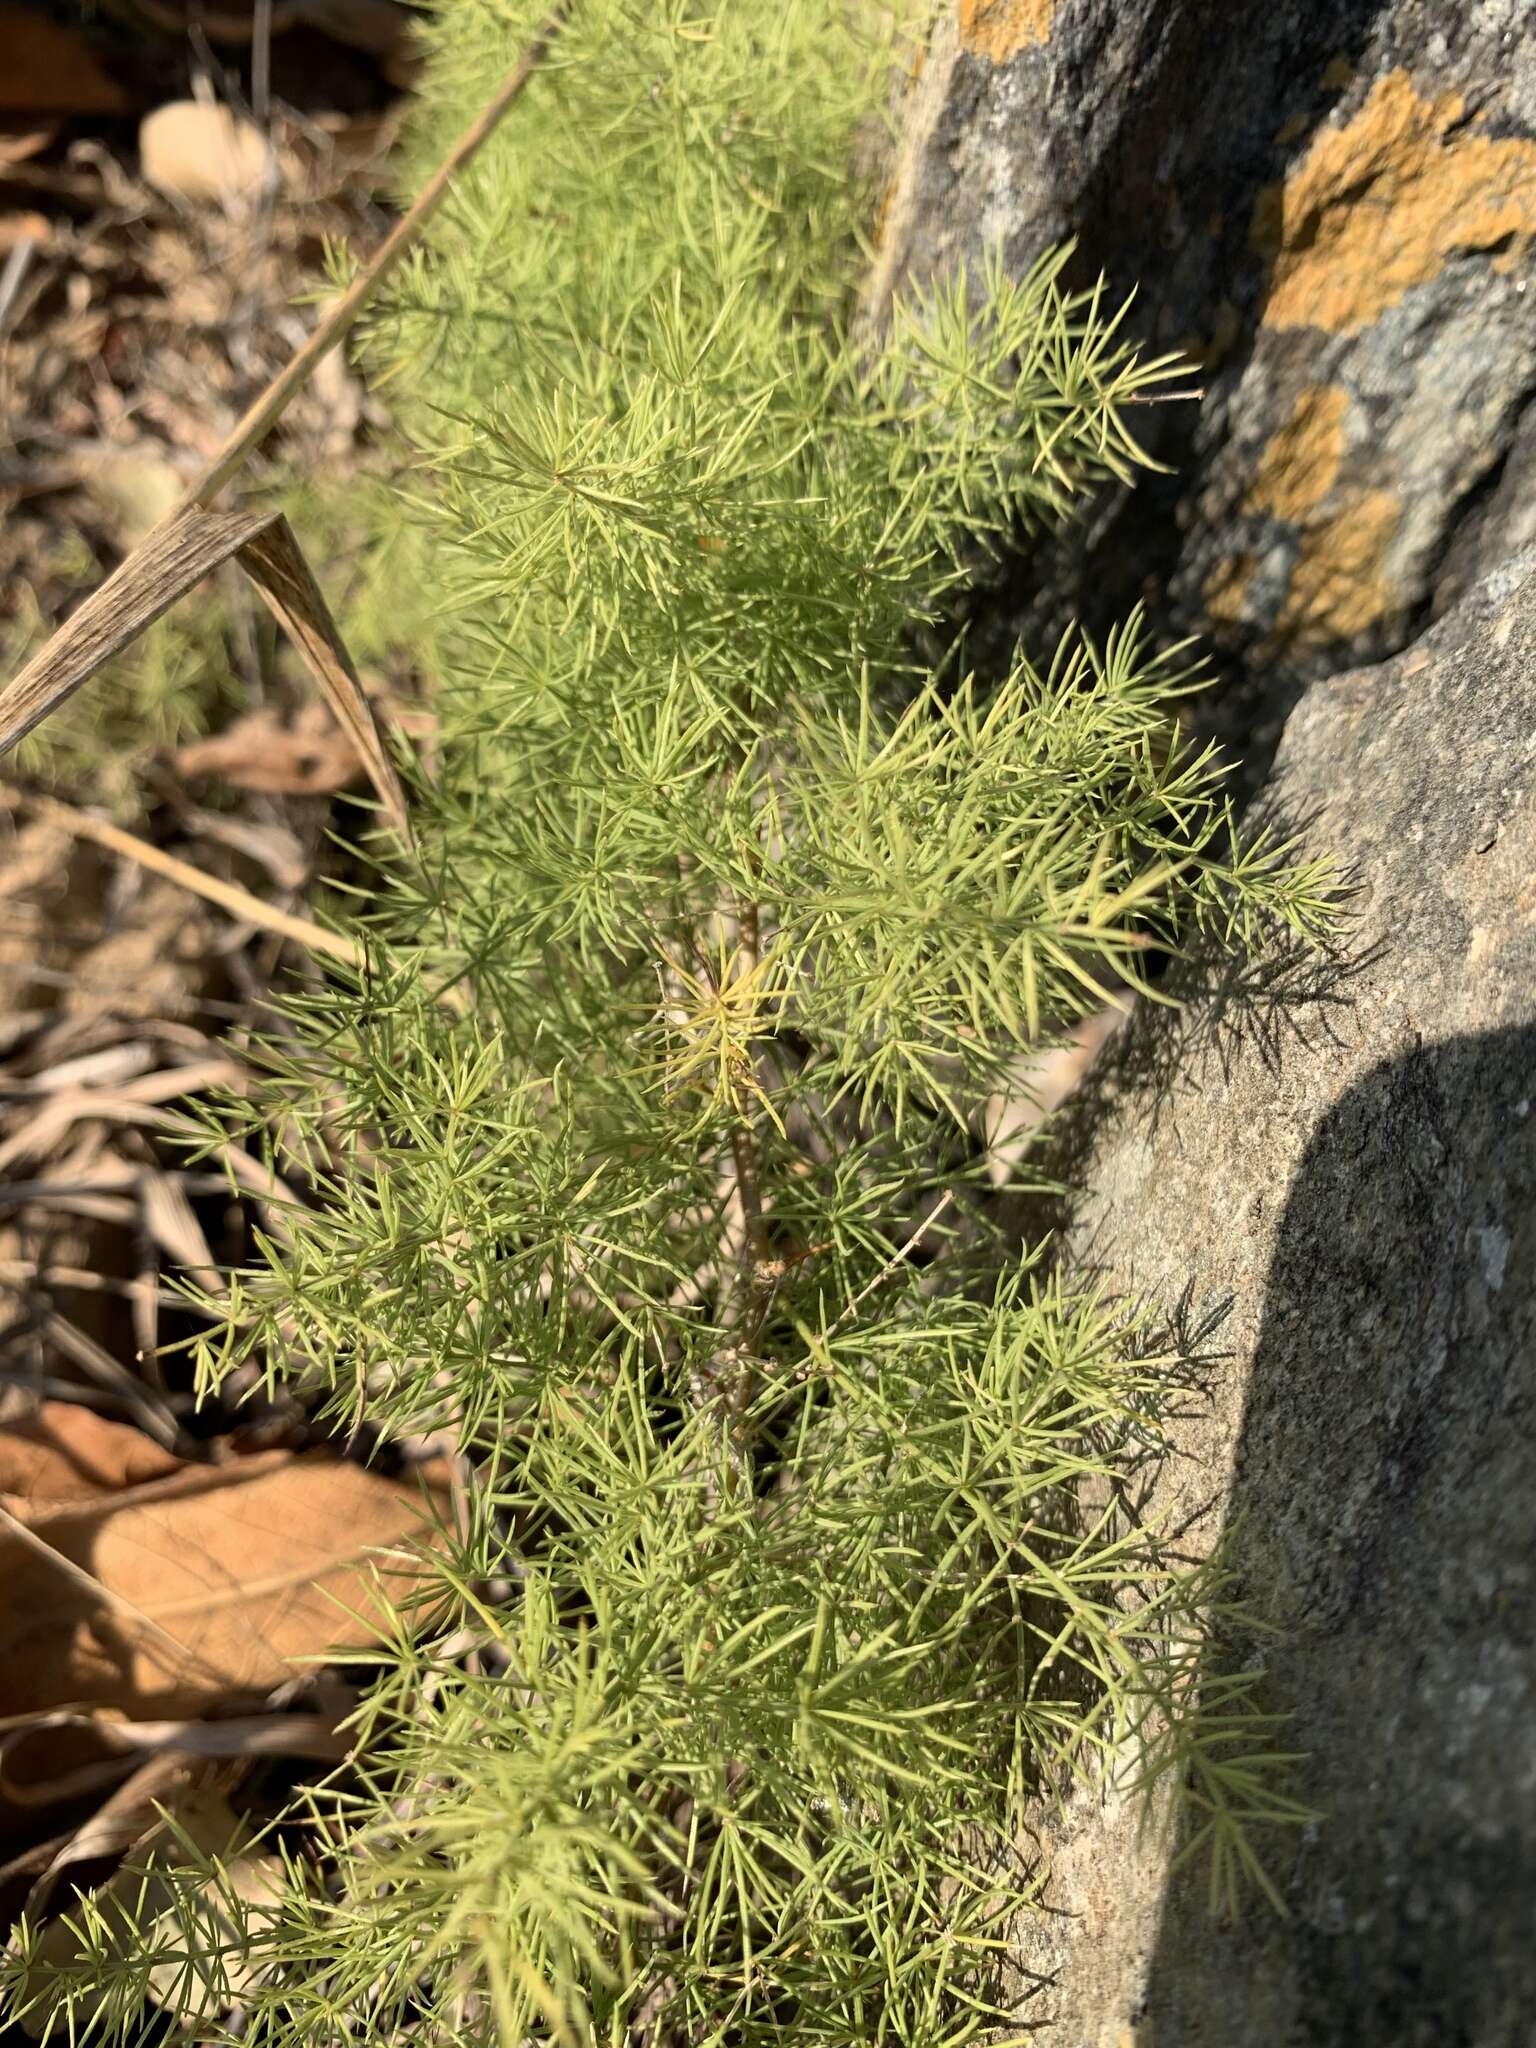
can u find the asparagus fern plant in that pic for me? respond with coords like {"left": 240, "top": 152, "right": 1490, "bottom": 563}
{"left": 4, "top": 0, "right": 1333, "bottom": 2040}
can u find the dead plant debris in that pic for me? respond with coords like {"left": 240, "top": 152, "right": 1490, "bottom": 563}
{"left": 0, "top": 11, "right": 459, "bottom": 1967}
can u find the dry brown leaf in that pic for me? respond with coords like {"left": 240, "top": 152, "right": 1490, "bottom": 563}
{"left": 176, "top": 702, "right": 364, "bottom": 798}
{"left": 0, "top": 8, "right": 136, "bottom": 117}
{"left": 0, "top": 1402, "right": 184, "bottom": 1504}
{"left": 134, "top": 0, "right": 414, "bottom": 63}
{"left": 23, "top": 1748, "right": 195, "bottom": 1916}
{"left": 0, "top": 1450, "right": 451, "bottom": 1718}
{"left": 978, "top": 996, "right": 1135, "bottom": 1190}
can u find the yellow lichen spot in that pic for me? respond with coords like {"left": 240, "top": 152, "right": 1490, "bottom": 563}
{"left": 1246, "top": 384, "right": 1350, "bottom": 521}
{"left": 1253, "top": 69, "right": 1536, "bottom": 332}
{"left": 1222, "top": 387, "right": 1403, "bottom": 646}
{"left": 958, "top": 0, "right": 1056, "bottom": 63}
{"left": 1321, "top": 55, "right": 1355, "bottom": 91}
{"left": 1271, "top": 488, "right": 1402, "bottom": 645}
{"left": 1204, "top": 553, "right": 1256, "bottom": 627}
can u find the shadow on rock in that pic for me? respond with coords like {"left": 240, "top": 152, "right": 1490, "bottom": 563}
{"left": 1136, "top": 1024, "right": 1536, "bottom": 2047}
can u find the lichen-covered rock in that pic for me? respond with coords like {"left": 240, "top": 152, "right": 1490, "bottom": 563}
{"left": 875, "top": 1, "right": 1536, "bottom": 776}
{"left": 1005, "top": 558, "right": 1536, "bottom": 2040}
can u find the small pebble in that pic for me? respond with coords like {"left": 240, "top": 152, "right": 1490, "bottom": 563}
{"left": 140, "top": 101, "right": 273, "bottom": 205}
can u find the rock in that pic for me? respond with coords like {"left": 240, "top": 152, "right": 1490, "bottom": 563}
{"left": 874, "top": 2, "right": 1536, "bottom": 785}
{"left": 1006, "top": 555, "right": 1536, "bottom": 2040}
{"left": 139, "top": 101, "right": 274, "bottom": 205}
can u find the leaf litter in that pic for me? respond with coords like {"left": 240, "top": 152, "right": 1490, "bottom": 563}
{"left": 0, "top": 1405, "right": 452, "bottom": 1720}
{"left": 0, "top": 11, "right": 485, "bottom": 2000}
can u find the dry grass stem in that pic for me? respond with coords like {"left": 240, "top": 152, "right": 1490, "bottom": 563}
{"left": 28, "top": 794, "right": 363, "bottom": 968}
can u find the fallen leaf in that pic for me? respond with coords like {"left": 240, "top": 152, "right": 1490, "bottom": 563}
{"left": 0, "top": 9, "right": 135, "bottom": 117}
{"left": 978, "top": 995, "right": 1134, "bottom": 1190}
{"left": 23, "top": 1748, "right": 195, "bottom": 1917}
{"left": 176, "top": 702, "right": 363, "bottom": 797}
{"left": 0, "top": 1450, "right": 451, "bottom": 1718}
{"left": 0, "top": 1403, "right": 184, "bottom": 1504}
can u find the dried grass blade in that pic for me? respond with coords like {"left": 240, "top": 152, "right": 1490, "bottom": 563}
{"left": 237, "top": 513, "right": 411, "bottom": 841}
{"left": 0, "top": 506, "right": 270, "bottom": 755}
{"left": 0, "top": 1071, "right": 244, "bottom": 1177}
{"left": 138, "top": 1169, "right": 222, "bottom": 1298}
{"left": 0, "top": 1259, "right": 215, "bottom": 1312}
{"left": 29, "top": 795, "right": 362, "bottom": 968}
{"left": 0, "top": 8, "right": 570, "bottom": 768}
{"left": 35, "top": 1311, "right": 182, "bottom": 1449}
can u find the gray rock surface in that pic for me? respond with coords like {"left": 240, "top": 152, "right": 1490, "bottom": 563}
{"left": 873, "top": 0, "right": 1536, "bottom": 784}
{"left": 1007, "top": 557, "right": 1536, "bottom": 2043}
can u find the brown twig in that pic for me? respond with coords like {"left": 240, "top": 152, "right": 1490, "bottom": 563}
{"left": 1125, "top": 385, "right": 1206, "bottom": 405}
{"left": 826, "top": 1189, "right": 955, "bottom": 1337}
{"left": 689, "top": 894, "right": 783, "bottom": 1457}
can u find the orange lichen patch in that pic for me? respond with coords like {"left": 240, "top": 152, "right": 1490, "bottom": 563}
{"left": 1246, "top": 384, "right": 1350, "bottom": 520}
{"left": 1209, "top": 388, "right": 1400, "bottom": 646}
{"left": 1204, "top": 553, "right": 1256, "bottom": 627}
{"left": 1270, "top": 489, "right": 1402, "bottom": 645}
{"left": 958, "top": 0, "right": 1056, "bottom": 63}
{"left": 1253, "top": 69, "right": 1536, "bottom": 333}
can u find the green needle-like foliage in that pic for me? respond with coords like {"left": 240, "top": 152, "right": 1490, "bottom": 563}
{"left": 2, "top": 2, "right": 1335, "bottom": 2042}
